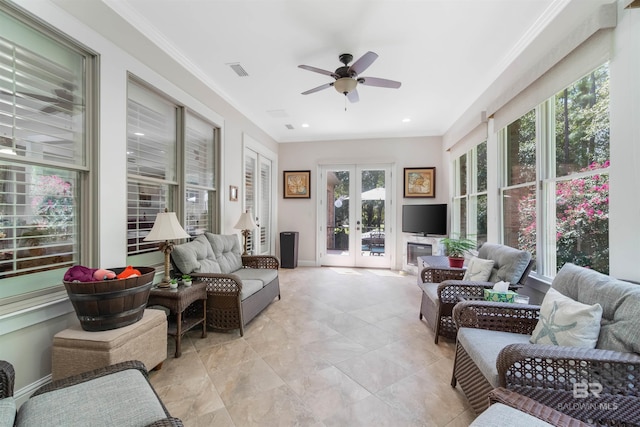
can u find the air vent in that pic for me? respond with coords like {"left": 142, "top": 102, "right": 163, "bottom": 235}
{"left": 227, "top": 63, "right": 249, "bottom": 77}
{"left": 267, "top": 109, "right": 289, "bottom": 118}
{"left": 285, "top": 124, "right": 294, "bottom": 130}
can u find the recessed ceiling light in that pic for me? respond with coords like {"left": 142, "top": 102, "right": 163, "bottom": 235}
{"left": 301, "top": 123, "right": 309, "bottom": 128}
{"left": 134, "top": 132, "right": 145, "bottom": 136}
{"left": 402, "top": 118, "right": 411, "bottom": 123}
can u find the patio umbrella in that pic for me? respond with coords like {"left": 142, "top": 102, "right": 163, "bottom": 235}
{"left": 360, "top": 187, "right": 385, "bottom": 200}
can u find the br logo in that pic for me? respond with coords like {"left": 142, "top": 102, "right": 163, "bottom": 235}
{"left": 573, "top": 381, "right": 603, "bottom": 398}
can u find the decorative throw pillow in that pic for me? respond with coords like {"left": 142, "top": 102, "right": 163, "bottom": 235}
{"left": 462, "top": 257, "right": 495, "bottom": 282}
{"left": 530, "top": 288, "right": 603, "bottom": 348}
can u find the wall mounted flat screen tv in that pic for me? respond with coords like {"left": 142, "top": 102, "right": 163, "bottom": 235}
{"left": 402, "top": 204, "right": 447, "bottom": 236}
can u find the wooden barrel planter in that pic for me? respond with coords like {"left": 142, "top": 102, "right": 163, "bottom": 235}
{"left": 63, "top": 267, "right": 156, "bottom": 331}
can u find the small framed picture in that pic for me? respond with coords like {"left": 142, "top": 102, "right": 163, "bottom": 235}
{"left": 404, "top": 167, "right": 436, "bottom": 198}
{"left": 283, "top": 170, "right": 311, "bottom": 199}
{"left": 229, "top": 185, "right": 238, "bottom": 201}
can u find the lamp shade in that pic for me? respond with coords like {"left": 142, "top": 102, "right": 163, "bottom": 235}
{"left": 143, "top": 211, "right": 190, "bottom": 241}
{"left": 234, "top": 211, "right": 257, "bottom": 230}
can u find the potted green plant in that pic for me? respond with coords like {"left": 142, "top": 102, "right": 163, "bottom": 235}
{"left": 181, "top": 274, "right": 192, "bottom": 287}
{"left": 169, "top": 278, "right": 178, "bottom": 289}
{"left": 441, "top": 237, "right": 476, "bottom": 268}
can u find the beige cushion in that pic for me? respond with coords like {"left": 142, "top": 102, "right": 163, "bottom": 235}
{"left": 463, "top": 257, "right": 495, "bottom": 282}
{"left": 530, "top": 288, "right": 602, "bottom": 348}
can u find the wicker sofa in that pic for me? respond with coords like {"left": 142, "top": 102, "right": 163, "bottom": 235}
{"left": 0, "top": 360, "right": 181, "bottom": 427}
{"left": 171, "top": 233, "right": 280, "bottom": 336}
{"left": 451, "top": 263, "right": 640, "bottom": 426}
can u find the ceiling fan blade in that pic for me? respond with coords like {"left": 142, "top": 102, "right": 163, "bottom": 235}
{"left": 358, "top": 76, "right": 402, "bottom": 89}
{"left": 347, "top": 89, "right": 359, "bottom": 103}
{"left": 298, "top": 65, "right": 338, "bottom": 79}
{"left": 349, "top": 51, "right": 378, "bottom": 76}
{"left": 301, "top": 82, "right": 333, "bottom": 95}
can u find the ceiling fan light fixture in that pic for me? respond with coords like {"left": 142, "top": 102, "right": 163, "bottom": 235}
{"left": 334, "top": 77, "right": 357, "bottom": 95}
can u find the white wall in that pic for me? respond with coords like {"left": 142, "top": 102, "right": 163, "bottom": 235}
{"left": 277, "top": 136, "right": 445, "bottom": 269}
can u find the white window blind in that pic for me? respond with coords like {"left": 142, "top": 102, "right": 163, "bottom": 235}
{"left": 185, "top": 112, "right": 216, "bottom": 235}
{"left": 493, "top": 28, "right": 613, "bottom": 131}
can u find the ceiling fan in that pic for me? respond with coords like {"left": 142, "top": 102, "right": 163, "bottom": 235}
{"left": 298, "top": 51, "right": 401, "bottom": 103}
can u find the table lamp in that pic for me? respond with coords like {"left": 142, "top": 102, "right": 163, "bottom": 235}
{"left": 144, "top": 208, "right": 190, "bottom": 286}
{"left": 234, "top": 210, "right": 257, "bottom": 255}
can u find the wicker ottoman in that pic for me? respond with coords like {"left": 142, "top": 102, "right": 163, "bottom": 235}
{"left": 52, "top": 309, "right": 167, "bottom": 380}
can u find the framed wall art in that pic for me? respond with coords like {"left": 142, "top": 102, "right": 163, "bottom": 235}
{"left": 229, "top": 185, "right": 238, "bottom": 201}
{"left": 283, "top": 170, "right": 311, "bottom": 199}
{"left": 404, "top": 167, "right": 436, "bottom": 198}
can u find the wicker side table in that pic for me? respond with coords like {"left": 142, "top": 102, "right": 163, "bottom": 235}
{"left": 148, "top": 281, "right": 207, "bottom": 358}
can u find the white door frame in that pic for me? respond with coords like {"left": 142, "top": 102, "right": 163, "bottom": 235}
{"left": 316, "top": 162, "right": 394, "bottom": 268}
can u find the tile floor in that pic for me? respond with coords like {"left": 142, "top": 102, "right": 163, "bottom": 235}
{"left": 149, "top": 267, "right": 477, "bottom": 426}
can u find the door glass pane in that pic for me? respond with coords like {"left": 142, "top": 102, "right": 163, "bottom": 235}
{"left": 244, "top": 155, "right": 255, "bottom": 253}
{"left": 326, "top": 170, "right": 349, "bottom": 256}
{"left": 259, "top": 158, "right": 271, "bottom": 254}
{"left": 360, "top": 169, "right": 385, "bottom": 257}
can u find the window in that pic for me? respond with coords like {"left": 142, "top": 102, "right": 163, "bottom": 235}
{"left": 126, "top": 78, "right": 219, "bottom": 259}
{"left": 0, "top": 5, "right": 93, "bottom": 299}
{"left": 452, "top": 154, "right": 467, "bottom": 239}
{"left": 547, "top": 64, "right": 610, "bottom": 275}
{"left": 185, "top": 112, "right": 216, "bottom": 236}
{"left": 452, "top": 141, "right": 487, "bottom": 245}
{"left": 126, "top": 79, "right": 177, "bottom": 256}
{"left": 499, "top": 63, "right": 609, "bottom": 277}
{"left": 501, "top": 109, "right": 537, "bottom": 258}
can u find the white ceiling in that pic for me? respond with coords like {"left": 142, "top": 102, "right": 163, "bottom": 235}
{"left": 55, "top": 0, "right": 568, "bottom": 143}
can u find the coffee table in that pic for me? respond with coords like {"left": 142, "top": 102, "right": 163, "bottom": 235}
{"left": 148, "top": 281, "right": 207, "bottom": 357}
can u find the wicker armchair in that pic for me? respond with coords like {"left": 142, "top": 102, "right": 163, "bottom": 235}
{"left": 418, "top": 243, "right": 533, "bottom": 343}
{"left": 0, "top": 360, "right": 182, "bottom": 426}
{"left": 450, "top": 264, "right": 640, "bottom": 426}
{"left": 470, "top": 388, "right": 590, "bottom": 427}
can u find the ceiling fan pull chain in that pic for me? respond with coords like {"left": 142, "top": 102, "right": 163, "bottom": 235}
{"left": 344, "top": 96, "right": 347, "bottom": 112}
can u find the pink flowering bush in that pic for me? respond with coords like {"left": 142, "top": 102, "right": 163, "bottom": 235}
{"left": 518, "top": 161, "right": 609, "bottom": 274}
{"left": 29, "top": 175, "right": 74, "bottom": 239}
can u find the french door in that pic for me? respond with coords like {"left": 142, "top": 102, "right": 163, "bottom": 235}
{"left": 243, "top": 139, "right": 275, "bottom": 255}
{"left": 319, "top": 164, "right": 392, "bottom": 268}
